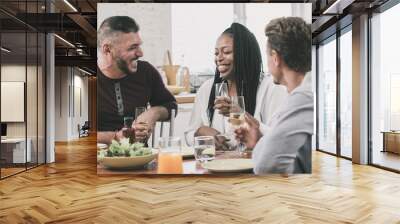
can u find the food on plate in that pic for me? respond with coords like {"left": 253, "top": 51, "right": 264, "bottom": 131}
{"left": 98, "top": 138, "right": 152, "bottom": 158}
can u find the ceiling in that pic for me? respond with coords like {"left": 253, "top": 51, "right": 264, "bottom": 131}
{"left": 0, "top": 0, "right": 392, "bottom": 74}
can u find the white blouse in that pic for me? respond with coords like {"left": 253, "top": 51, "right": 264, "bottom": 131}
{"left": 184, "top": 74, "right": 288, "bottom": 145}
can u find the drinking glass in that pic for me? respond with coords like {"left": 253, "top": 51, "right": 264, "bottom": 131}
{"left": 122, "top": 116, "right": 134, "bottom": 143}
{"left": 215, "top": 82, "right": 229, "bottom": 134}
{"left": 229, "top": 96, "right": 246, "bottom": 154}
{"left": 134, "top": 107, "right": 148, "bottom": 143}
{"left": 215, "top": 83, "right": 228, "bottom": 97}
{"left": 135, "top": 106, "right": 146, "bottom": 119}
{"left": 157, "top": 137, "right": 183, "bottom": 174}
{"left": 229, "top": 96, "right": 245, "bottom": 128}
{"left": 194, "top": 136, "right": 216, "bottom": 163}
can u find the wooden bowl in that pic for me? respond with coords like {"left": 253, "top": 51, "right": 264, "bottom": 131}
{"left": 167, "top": 85, "right": 185, "bottom": 95}
{"left": 99, "top": 151, "right": 157, "bottom": 170}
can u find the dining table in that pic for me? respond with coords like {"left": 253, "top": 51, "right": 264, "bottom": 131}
{"left": 97, "top": 150, "right": 253, "bottom": 176}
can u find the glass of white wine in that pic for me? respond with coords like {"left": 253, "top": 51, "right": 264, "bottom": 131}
{"left": 215, "top": 82, "right": 229, "bottom": 137}
{"left": 229, "top": 96, "right": 245, "bottom": 127}
{"left": 229, "top": 96, "right": 246, "bottom": 154}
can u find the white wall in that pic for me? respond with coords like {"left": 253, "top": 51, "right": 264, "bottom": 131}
{"left": 171, "top": 3, "right": 234, "bottom": 73}
{"left": 55, "top": 67, "right": 68, "bottom": 141}
{"left": 98, "top": 3, "right": 310, "bottom": 75}
{"left": 97, "top": 3, "right": 172, "bottom": 67}
{"left": 1, "top": 65, "right": 41, "bottom": 137}
{"left": 1, "top": 63, "right": 46, "bottom": 163}
{"left": 54, "top": 67, "right": 89, "bottom": 141}
{"left": 72, "top": 73, "right": 89, "bottom": 138}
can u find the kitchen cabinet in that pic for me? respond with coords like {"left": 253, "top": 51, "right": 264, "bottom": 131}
{"left": 382, "top": 131, "right": 400, "bottom": 154}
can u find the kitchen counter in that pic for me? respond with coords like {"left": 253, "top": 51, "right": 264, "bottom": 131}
{"left": 175, "top": 93, "right": 196, "bottom": 104}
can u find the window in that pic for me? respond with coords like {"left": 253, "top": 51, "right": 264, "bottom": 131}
{"left": 0, "top": 1, "right": 47, "bottom": 179}
{"left": 371, "top": 2, "right": 400, "bottom": 171}
{"left": 318, "top": 36, "right": 337, "bottom": 154}
{"left": 339, "top": 28, "right": 352, "bottom": 158}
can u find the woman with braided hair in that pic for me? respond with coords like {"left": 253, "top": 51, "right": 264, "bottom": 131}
{"left": 185, "top": 22, "right": 287, "bottom": 150}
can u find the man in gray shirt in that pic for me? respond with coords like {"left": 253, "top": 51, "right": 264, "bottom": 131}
{"left": 235, "top": 17, "right": 313, "bottom": 174}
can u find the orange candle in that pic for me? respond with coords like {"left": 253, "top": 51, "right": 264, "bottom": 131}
{"left": 157, "top": 152, "right": 183, "bottom": 174}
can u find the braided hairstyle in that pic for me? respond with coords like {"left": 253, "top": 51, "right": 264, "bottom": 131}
{"left": 207, "top": 23, "right": 262, "bottom": 125}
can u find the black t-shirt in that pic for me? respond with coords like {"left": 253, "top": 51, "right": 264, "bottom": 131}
{"left": 97, "top": 60, "right": 177, "bottom": 131}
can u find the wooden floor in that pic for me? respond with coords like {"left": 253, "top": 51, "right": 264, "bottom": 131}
{"left": 1, "top": 135, "right": 400, "bottom": 223}
{"left": 1, "top": 167, "right": 25, "bottom": 178}
{"left": 372, "top": 151, "right": 400, "bottom": 171}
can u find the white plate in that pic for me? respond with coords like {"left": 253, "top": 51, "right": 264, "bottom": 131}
{"left": 97, "top": 143, "right": 108, "bottom": 149}
{"left": 181, "top": 147, "right": 194, "bottom": 158}
{"left": 202, "top": 159, "right": 253, "bottom": 173}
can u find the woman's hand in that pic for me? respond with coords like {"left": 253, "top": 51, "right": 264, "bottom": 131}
{"left": 214, "top": 134, "right": 230, "bottom": 151}
{"left": 195, "top": 126, "right": 230, "bottom": 151}
{"left": 214, "top": 96, "right": 231, "bottom": 117}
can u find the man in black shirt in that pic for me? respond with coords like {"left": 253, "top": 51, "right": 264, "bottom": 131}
{"left": 97, "top": 16, "right": 177, "bottom": 144}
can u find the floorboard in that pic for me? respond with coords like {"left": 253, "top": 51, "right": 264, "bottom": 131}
{"left": 1, "top": 135, "right": 399, "bottom": 223}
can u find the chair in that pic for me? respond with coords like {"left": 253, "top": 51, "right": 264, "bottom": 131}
{"left": 78, "top": 121, "right": 90, "bottom": 138}
{"left": 150, "top": 109, "right": 176, "bottom": 147}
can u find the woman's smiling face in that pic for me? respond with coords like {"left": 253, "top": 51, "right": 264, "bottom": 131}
{"left": 215, "top": 34, "right": 234, "bottom": 79}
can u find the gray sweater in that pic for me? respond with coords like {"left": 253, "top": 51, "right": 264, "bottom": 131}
{"left": 252, "top": 75, "right": 314, "bottom": 174}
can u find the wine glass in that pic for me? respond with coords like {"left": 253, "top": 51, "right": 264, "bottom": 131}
{"left": 229, "top": 96, "right": 246, "bottom": 154}
{"left": 215, "top": 82, "right": 228, "bottom": 97}
{"left": 215, "top": 82, "right": 229, "bottom": 136}
{"left": 122, "top": 116, "right": 134, "bottom": 143}
{"left": 229, "top": 96, "right": 245, "bottom": 127}
{"left": 135, "top": 106, "right": 146, "bottom": 120}
{"left": 134, "top": 106, "right": 148, "bottom": 143}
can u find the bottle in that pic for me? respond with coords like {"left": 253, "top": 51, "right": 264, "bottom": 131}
{"left": 182, "top": 67, "right": 190, "bottom": 93}
{"left": 177, "top": 54, "right": 185, "bottom": 87}
{"left": 157, "top": 66, "right": 168, "bottom": 86}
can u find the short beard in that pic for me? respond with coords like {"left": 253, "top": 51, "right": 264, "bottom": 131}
{"left": 116, "top": 58, "right": 135, "bottom": 75}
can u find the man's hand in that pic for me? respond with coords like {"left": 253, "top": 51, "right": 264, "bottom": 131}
{"left": 115, "top": 129, "right": 126, "bottom": 141}
{"left": 214, "top": 96, "right": 231, "bottom": 117}
{"left": 235, "top": 112, "right": 263, "bottom": 149}
{"left": 133, "top": 121, "right": 151, "bottom": 142}
{"left": 133, "top": 110, "right": 157, "bottom": 142}
{"left": 132, "top": 106, "right": 172, "bottom": 142}
{"left": 133, "top": 112, "right": 154, "bottom": 142}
